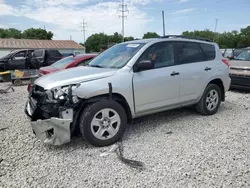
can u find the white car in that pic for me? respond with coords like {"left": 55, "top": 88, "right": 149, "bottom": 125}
{"left": 25, "top": 36, "right": 231, "bottom": 146}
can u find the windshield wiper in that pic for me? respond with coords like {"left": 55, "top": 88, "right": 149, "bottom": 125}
{"left": 89, "top": 65, "right": 103, "bottom": 68}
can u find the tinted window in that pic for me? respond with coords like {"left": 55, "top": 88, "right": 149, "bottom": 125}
{"left": 33, "top": 50, "right": 44, "bottom": 57}
{"left": 138, "top": 42, "right": 175, "bottom": 69}
{"left": 200, "top": 43, "right": 215, "bottom": 60}
{"left": 175, "top": 42, "right": 205, "bottom": 64}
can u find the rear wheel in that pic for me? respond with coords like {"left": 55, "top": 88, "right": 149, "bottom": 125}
{"left": 196, "top": 84, "right": 222, "bottom": 115}
{"left": 79, "top": 100, "right": 127, "bottom": 146}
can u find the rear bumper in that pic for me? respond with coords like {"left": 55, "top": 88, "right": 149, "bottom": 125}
{"left": 25, "top": 99, "right": 73, "bottom": 146}
{"left": 230, "top": 74, "right": 250, "bottom": 89}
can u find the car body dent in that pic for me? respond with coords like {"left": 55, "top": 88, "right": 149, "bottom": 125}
{"left": 74, "top": 66, "right": 135, "bottom": 117}
{"left": 34, "top": 66, "right": 117, "bottom": 90}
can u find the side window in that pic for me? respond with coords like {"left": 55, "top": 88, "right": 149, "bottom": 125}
{"left": 77, "top": 58, "right": 93, "bottom": 66}
{"left": 138, "top": 42, "right": 175, "bottom": 69}
{"left": 200, "top": 43, "right": 215, "bottom": 60}
{"left": 13, "top": 51, "right": 26, "bottom": 60}
{"left": 175, "top": 42, "right": 205, "bottom": 64}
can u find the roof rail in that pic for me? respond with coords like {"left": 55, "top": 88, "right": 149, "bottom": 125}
{"left": 160, "top": 35, "right": 212, "bottom": 42}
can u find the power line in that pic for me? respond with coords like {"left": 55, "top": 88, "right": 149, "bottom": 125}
{"left": 118, "top": 0, "right": 129, "bottom": 42}
{"left": 81, "top": 20, "right": 87, "bottom": 44}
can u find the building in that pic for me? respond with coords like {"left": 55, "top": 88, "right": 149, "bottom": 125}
{"left": 0, "top": 38, "right": 85, "bottom": 57}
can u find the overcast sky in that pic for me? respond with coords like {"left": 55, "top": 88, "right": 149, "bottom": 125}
{"left": 0, "top": 0, "right": 249, "bottom": 42}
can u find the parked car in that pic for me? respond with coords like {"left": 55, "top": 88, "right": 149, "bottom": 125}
{"left": 25, "top": 36, "right": 231, "bottom": 146}
{"left": 0, "top": 49, "right": 34, "bottom": 71}
{"left": 221, "top": 48, "right": 244, "bottom": 60}
{"left": 0, "top": 49, "right": 63, "bottom": 71}
{"left": 229, "top": 48, "right": 250, "bottom": 89}
{"left": 39, "top": 54, "right": 97, "bottom": 76}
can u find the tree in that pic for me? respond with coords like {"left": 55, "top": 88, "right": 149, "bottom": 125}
{"left": 85, "top": 33, "right": 109, "bottom": 53}
{"left": 0, "top": 28, "right": 22, "bottom": 39}
{"left": 124, "top": 36, "right": 134, "bottom": 42}
{"left": 22, "top": 28, "right": 53, "bottom": 40}
{"left": 142, "top": 32, "right": 159, "bottom": 39}
{"left": 182, "top": 26, "right": 250, "bottom": 49}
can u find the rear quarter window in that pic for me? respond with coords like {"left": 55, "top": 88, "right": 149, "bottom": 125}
{"left": 200, "top": 43, "right": 215, "bottom": 60}
{"left": 175, "top": 42, "right": 205, "bottom": 64}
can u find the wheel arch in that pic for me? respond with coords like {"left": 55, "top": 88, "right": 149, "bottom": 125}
{"left": 207, "top": 78, "right": 225, "bottom": 101}
{"left": 72, "top": 93, "right": 132, "bottom": 133}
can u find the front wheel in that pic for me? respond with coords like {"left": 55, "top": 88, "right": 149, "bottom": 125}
{"left": 79, "top": 100, "right": 127, "bottom": 147}
{"left": 196, "top": 84, "right": 222, "bottom": 115}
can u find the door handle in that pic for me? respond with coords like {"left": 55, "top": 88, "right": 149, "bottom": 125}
{"left": 204, "top": 67, "right": 211, "bottom": 71}
{"left": 170, "top": 71, "right": 180, "bottom": 76}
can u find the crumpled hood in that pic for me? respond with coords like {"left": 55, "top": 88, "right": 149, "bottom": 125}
{"left": 230, "top": 60, "right": 250, "bottom": 69}
{"left": 35, "top": 66, "right": 117, "bottom": 90}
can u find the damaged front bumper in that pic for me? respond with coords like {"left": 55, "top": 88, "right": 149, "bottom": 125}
{"left": 25, "top": 95, "right": 74, "bottom": 146}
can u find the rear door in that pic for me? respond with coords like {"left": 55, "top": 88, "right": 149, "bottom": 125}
{"left": 8, "top": 50, "right": 27, "bottom": 70}
{"left": 31, "top": 50, "right": 45, "bottom": 68}
{"left": 174, "top": 41, "right": 216, "bottom": 104}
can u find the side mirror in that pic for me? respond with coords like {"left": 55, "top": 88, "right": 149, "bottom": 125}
{"left": 135, "top": 60, "right": 153, "bottom": 72}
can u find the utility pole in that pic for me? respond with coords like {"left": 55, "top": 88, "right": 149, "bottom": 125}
{"left": 162, "top": 10, "right": 165, "bottom": 36}
{"left": 70, "top": 35, "right": 72, "bottom": 40}
{"left": 81, "top": 20, "right": 87, "bottom": 44}
{"left": 213, "top": 18, "right": 218, "bottom": 41}
{"left": 118, "top": 0, "right": 129, "bottom": 42}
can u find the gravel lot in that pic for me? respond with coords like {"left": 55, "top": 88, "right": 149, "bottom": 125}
{"left": 1, "top": 84, "right": 250, "bottom": 188}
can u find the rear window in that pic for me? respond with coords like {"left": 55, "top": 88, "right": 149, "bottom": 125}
{"left": 47, "top": 50, "right": 62, "bottom": 57}
{"left": 175, "top": 42, "right": 205, "bottom": 64}
{"left": 51, "top": 56, "right": 74, "bottom": 69}
{"left": 200, "top": 43, "right": 215, "bottom": 60}
{"left": 33, "top": 50, "right": 44, "bottom": 57}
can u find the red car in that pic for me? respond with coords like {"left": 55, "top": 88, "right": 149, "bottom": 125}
{"left": 39, "top": 54, "right": 97, "bottom": 76}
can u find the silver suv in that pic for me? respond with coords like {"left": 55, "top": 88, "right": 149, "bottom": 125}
{"left": 25, "top": 36, "right": 231, "bottom": 146}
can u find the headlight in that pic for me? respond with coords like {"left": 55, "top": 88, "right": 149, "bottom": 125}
{"left": 52, "top": 85, "right": 79, "bottom": 103}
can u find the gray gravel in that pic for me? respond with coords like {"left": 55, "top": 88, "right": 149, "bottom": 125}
{"left": 1, "top": 84, "right": 250, "bottom": 188}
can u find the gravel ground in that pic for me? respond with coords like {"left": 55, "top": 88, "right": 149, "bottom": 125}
{"left": 1, "top": 84, "right": 250, "bottom": 188}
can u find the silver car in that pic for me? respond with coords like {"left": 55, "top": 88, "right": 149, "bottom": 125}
{"left": 25, "top": 36, "right": 231, "bottom": 146}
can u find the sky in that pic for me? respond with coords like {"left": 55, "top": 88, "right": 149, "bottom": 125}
{"left": 0, "top": 0, "right": 250, "bottom": 42}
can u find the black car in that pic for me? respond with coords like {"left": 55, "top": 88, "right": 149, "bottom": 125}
{"left": 0, "top": 49, "right": 63, "bottom": 71}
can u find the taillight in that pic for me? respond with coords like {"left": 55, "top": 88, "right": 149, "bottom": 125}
{"left": 27, "top": 83, "right": 32, "bottom": 92}
{"left": 222, "top": 59, "right": 230, "bottom": 67}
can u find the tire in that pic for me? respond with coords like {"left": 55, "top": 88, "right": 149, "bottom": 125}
{"left": 79, "top": 100, "right": 127, "bottom": 147}
{"left": 196, "top": 84, "right": 222, "bottom": 115}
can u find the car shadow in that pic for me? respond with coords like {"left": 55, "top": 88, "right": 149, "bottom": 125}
{"left": 229, "top": 88, "right": 250, "bottom": 94}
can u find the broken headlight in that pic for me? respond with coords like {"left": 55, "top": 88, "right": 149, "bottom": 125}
{"left": 52, "top": 85, "right": 79, "bottom": 103}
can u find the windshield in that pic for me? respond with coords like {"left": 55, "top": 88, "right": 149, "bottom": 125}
{"left": 51, "top": 56, "right": 74, "bottom": 69}
{"left": 89, "top": 43, "right": 145, "bottom": 68}
{"left": 236, "top": 50, "right": 250, "bottom": 61}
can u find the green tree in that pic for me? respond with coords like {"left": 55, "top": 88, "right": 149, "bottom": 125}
{"left": 124, "top": 36, "right": 134, "bottom": 42}
{"left": 22, "top": 28, "right": 53, "bottom": 40}
{"left": 142, "top": 32, "right": 159, "bottom": 39}
{"left": 85, "top": 33, "right": 109, "bottom": 53}
{"left": 0, "top": 28, "right": 22, "bottom": 39}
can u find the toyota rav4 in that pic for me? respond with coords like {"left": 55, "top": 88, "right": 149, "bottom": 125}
{"left": 25, "top": 36, "right": 231, "bottom": 146}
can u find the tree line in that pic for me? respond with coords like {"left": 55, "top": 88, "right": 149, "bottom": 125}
{"left": 1, "top": 25, "right": 249, "bottom": 52}
{"left": 0, "top": 28, "right": 53, "bottom": 40}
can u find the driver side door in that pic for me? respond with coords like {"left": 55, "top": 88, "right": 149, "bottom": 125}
{"left": 8, "top": 50, "right": 27, "bottom": 70}
{"left": 132, "top": 42, "right": 181, "bottom": 114}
